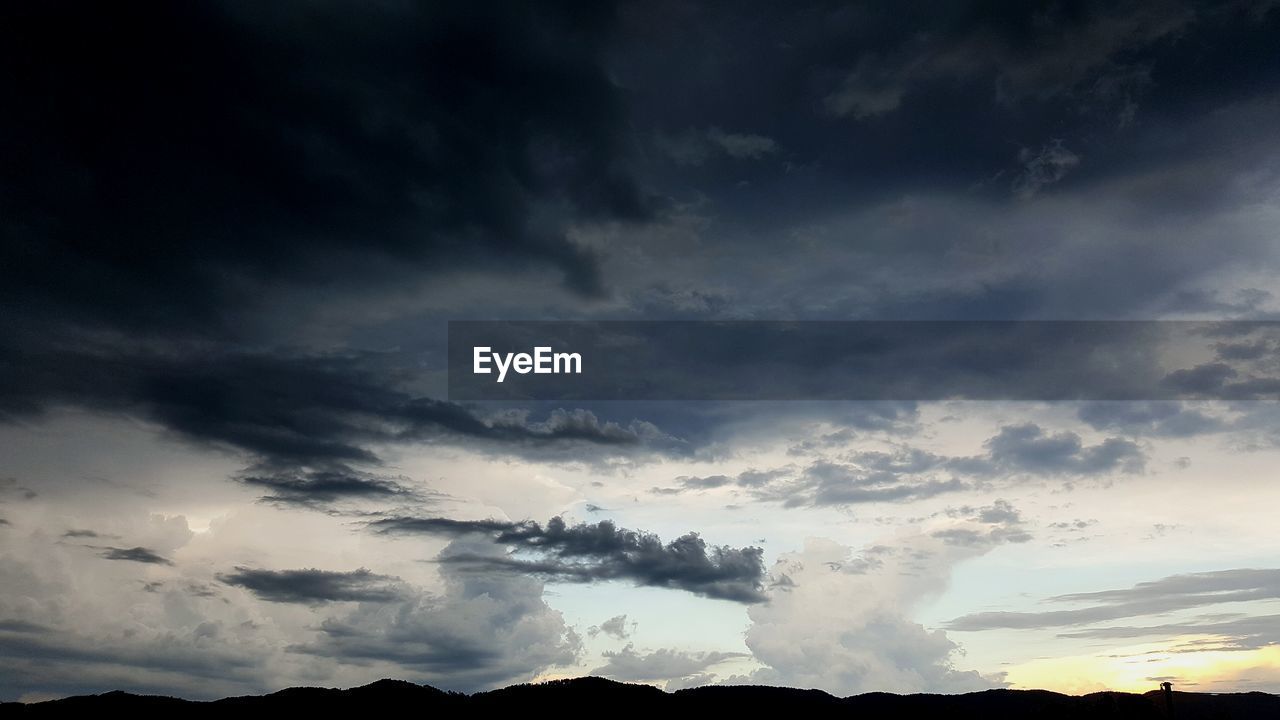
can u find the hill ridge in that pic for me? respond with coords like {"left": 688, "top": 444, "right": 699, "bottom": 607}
{"left": 4, "top": 676, "right": 1279, "bottom": 718}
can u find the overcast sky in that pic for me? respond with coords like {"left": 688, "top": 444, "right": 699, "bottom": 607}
{"left": 4, "top": 0, "right": 1280, "bottom": 702}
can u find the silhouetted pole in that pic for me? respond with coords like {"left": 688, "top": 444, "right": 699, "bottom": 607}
{"left": 1161, "top": 682, "right": 1175, "bottom": 719}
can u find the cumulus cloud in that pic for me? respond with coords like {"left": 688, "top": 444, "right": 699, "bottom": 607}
{"left": 590, "top": 644, "right": 746, "bottom": 688}
{"left": 588, "top": 614, "right": 631, "bottom": 640}
{"left": 289, "top": 538, "right": 581, "bottom": 691}
{"left": 932, "top": 500, "right": 1033, "bottom": 547}
{"left": 743, "top": 534, "right": 1006, "bottom": 695}
{"left": 0, "top": 512, "right": 271, "bottom": 700}
{"left": 0, "top": 515, "right": 581, "bottom": 699}
{"left": 982, "top": 423, "right": 1145, "bottom": 475}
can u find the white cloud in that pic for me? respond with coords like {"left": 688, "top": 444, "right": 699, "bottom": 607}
{"left": 742, "top": 534, "right": 1006, "bottom": 694}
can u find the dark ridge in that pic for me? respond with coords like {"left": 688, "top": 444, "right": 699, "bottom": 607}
{"left": 673, "top": 683, "right": 841, "bottom": 710}
{"left": 476, "top": 676, "right": 668, "bottom": 708}
{"left": 843, "top": 689, "right": 1159, "bottom": 719}
{"left": 213, "top": 678, "right": 463, "bottom": 711}
{"left": 3, "top": 677, "right": 1278, "bottom": 719}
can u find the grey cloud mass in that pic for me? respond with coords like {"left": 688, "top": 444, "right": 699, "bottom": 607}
{"left": 1, "top": 348, "right": 675, "bottom": 471}
{"left": 1059, "top": 613, "right": 1280, "bottom": 651}
{"left": 949, "top": 568, "right": 1280, "bottom": 630}
{"left": 288, "top": 538, "right": 581, "bottom": 692}
{"left": 595, "top": 614, "right": 631, "bottom": 640}
{"left": 591, "top": 644, "right": 747, "bottom": 684}
{"left": 62, "top": 530, "right": 109, "bottom": 539}
{"left": 96, "top": 546, "right": 174, "bottom": 566}
{"left": 371, "top": 516, "right": 766, "bottom": 603}
{"left": 238, "top": 464, "right": 421, "bottom": 508}
{"left": 982, "top": 424, "right": 1145, "bottom": 476}
{"left": 218, "top": 568, "right": 404, "bottom": 604}
{"left": 745, "top": 424, "right": 1145, "bottom": 508}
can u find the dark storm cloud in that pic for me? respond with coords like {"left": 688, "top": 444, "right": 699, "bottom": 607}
{"left": 218, "top": 567, "right": 404, "bottom": 604}
{"left": 0, "top": 345, "right": 673, "bottom": 475}
{"left": 0, "top": 2, "right": 708, "bottom": 507}
{"left": 2, "top": 1, "right": 1279, "bottom": 474}
{"left": 96, "top": 546, "right": 174, "bottom": 566}
{"left": 0, "top": 1, "right": 650, "bottom": 339}
{"left": 599, "top": 2, "right": 1280, "bottom": 328}
{"left": 371, "top": 515, "right": 767, "bottom": 603}
{"left": 948, "top": 568, "right": 1280, "bottom": 630}
{"left": 0, "top": 0, "right": 674, "bottom": 508}
{"left": 620, "top": 1, "right": 1280, "bottom": 209}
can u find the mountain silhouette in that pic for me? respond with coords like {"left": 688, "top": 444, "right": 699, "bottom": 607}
{"left": 5, "top": 677, "right": 1278, "bottom": 719}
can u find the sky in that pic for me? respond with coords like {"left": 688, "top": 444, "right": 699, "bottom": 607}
{"left": 4, "top": 0, "right": 1280, "bottom": 702}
